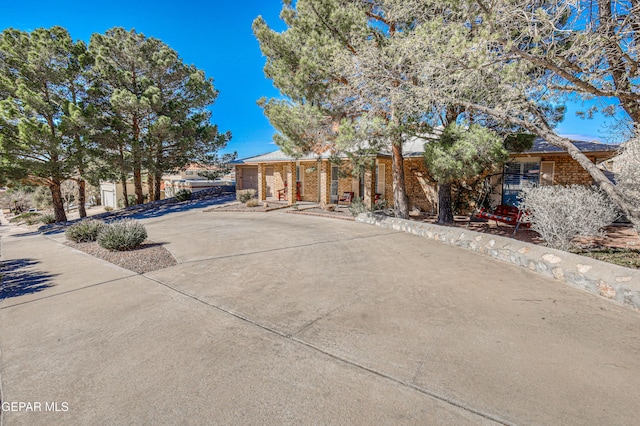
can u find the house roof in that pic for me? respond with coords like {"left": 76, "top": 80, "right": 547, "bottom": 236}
{"left": 513, "top": 137, "right": 619, "bottom": 155}
{"left": 231, "top": 149, "right": 332, "bottom": 164}
{"left": 233, "top": 136, "right": 619, "bottom": 164}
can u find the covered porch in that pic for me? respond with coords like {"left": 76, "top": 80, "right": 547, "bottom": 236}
{"left": 233, "top": 151, "right": 390, "bottom": 209}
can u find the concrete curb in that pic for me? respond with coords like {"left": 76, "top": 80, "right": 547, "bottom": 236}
{"left": 356, "top": 212, "right": 640, "bottom": 311}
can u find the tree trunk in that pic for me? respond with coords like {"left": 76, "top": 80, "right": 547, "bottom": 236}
{"left": 148, "top": 173, "right": 155, "bottom": 202}
{"left": 50, "top": 181, "right": 67, "bottom": 223}
{"left": 437, "top": 181, "right": 454, "bottom": 225}
{"left": 391, "top": 137, "right": 410, "bottom": 219}
{"left": 120, "top": 171, "right": 129, "bottom": 208}
{"left": 154, "top": 175, "right": 162, "bottom": 201}
{"left": 77, "top": 178, "right": 87, "bottom": 218}
{"left": 133, "top": 163, "right": 143, "bottom": 205}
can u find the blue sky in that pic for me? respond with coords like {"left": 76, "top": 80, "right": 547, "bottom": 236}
{"left": 1, "top": 0, "right": 623, "bottom": 159}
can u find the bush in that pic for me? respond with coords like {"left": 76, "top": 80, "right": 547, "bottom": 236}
{"left": 348, "top": 197, "right": 367, "bottom": 217}
{"left": 103, "top": 206, "right": 114, "bottom": 212}
{"left": 615, "top": 135, "right": 640, "bottom": 234}
{"left": 118, "top": 195, "right": 137, "bottom": 208}
{"left": 65, "top": 219, "right": 106, "bottom": 243}
{"left": 97, "top": 219, "right": 147, "bottom": 251}
{"left": 174, "top": 189, "right": 192, "bottom": 202}
{"left": 519, "top": 185, "right": 618, "bottom": 250}
{"left": 236, "top": 189, "right": 256, "bottom": 203}
{"left": 246, "top": 198, "right": 260, "bottom": 207}
{"left": 9, "top": 212, "right": 40, "bottom": 225}
{"left": 40, "top": 213, "right": 56, "bottom": 224}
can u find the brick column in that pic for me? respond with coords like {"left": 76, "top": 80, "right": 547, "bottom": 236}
{"left": 258, "top": 163, "right": 266, "bottom": 201}
{"left": 363, "top": 166, "right": 376, "bottom": 209}
{"left": 287, "top": 162, "right": 295, "bottom": 205}
{"left": 320, "top": 160, "right": 329, "bottom": 205}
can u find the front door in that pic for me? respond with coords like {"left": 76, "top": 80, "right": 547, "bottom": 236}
{"left": 330, "top": 165, "right": 339, "bottom": 203}
{"left": 265, "top": 167, "right": 274, "bottom": 198}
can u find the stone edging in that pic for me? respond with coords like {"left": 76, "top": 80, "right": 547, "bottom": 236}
{"left": 356, "top": 212, "right": 640, "bottom": 311}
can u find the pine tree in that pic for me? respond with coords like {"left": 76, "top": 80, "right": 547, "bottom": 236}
{"left": 0, "top": 27, "right": 89, "bottom": 222}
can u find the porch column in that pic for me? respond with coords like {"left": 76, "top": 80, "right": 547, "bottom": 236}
{"left": 363, "top": 166, "right": 376, "bottom": 209}
{"left": 286, "top": 162, "right": 295, "bottom": 205}
{"left": 320, "top": 160, "right": 329, "bottom": 205}
{"left": 258, "top": 163, "right": 266, "bottom": 201}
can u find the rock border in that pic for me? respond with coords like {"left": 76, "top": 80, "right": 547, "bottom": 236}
{"left": 356, "top": 212, "right": 640, "bottom": 311}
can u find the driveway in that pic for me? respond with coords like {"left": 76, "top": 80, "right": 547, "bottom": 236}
{"left": 1, "top": 209, "right": 639, "bottom": 425}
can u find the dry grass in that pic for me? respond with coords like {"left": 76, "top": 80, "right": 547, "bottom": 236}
{"left": 572, "top": 248, "right": 640, "bottom": 269}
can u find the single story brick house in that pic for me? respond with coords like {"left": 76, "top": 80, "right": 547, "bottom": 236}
{"left": 233, "top": 138, "right": 619, "bottom": 212}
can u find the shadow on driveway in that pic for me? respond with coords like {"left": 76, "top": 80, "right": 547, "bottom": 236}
{"left": 39, "top": 191, "right": 236, "bottom": 236}
{"left": 0, "top": 258, "right": 57, "bottom": 300}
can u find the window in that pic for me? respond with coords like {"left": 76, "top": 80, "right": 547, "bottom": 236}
{"left": 502, "top": 161, "right": 540, "bottom": 206}
{"left": 540, "top": 161, "right": 555, "bottom": 186}
{"left": 185, "top": 170, "right": 194, "bottom": 176}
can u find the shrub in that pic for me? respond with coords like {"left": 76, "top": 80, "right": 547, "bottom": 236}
{"left": 174, "top": 189, "right": 192, "bottom": 202}
{"left": 40, "top": 213, "right": 56, "bottom": 224}
{"left": 246, "top": 198, "right": 260, "bottom": 207}
{"left": 97, "top": 219, "right": 147, "bottom": 251}
{"left": 9, "top": 212, "right": 40, "bottom": 224}
{"left": 615, "top": 135, "right": 640, "bottom": 234}
{"left": 519, "top": 185, "right": 618, "bottom": 250}
{"left": 103, "top": 206, "right": 114, "bottom": 212}
{"left": 348, "top": 197, "right": 367, "bottom": 217}
{"left": 118, "top": 195, "right": 137, "bottom": 208}
{"left": 65, "top": 219, "right": 105, "bottom": 243}
{"left": 236, "top": 189, "right": 256, "bottom": 203}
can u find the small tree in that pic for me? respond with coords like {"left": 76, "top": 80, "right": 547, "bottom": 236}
{"left": 519, "top": 185, "right": 618, "bottom": 251}
{"left": 32, "top": 186, "right": 53, "bottom": 210}
{"left": 424, "top": 123, "right": 509, "bottom": 224}
{"left": 60, "top": 180, "right": 79, "bottom": 212}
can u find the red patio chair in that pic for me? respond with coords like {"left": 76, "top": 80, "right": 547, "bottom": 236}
{"left": 338, "top": 192, "right": 354, "bottom": 205}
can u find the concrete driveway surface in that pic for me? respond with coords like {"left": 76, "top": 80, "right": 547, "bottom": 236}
{"left": 1, "top": 207, "right": 639, "bottom": 425}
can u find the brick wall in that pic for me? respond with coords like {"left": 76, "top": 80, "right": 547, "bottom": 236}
{"left": 542, "top": 155, "right": 595, "bottom": 186}
{"left": 404, "top": 157, "right": 437, "bottom": 213}
{"left": 300, "top": 161, "right": 320, "bottom": 202}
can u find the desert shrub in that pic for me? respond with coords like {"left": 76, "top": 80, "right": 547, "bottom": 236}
{"left": 615, "top": 135, "right": 640, "bottom": 234}
{"left": 174, "top": 189, "right": 192, "bottom": 202}
{"left": 519, "top": 185, "right": 618, "bottom": 250}
{"left": 348, "top": 197, "right": 368, "bottom": 217}
{"left": 118, "top": 195, "right": 137, "bottom": 208}
{"left": 246, "top": 198, "right": 260, "bottom": 207}
{"left": 103, "top": 206, "right": 114, "bottom": 212}
{"left": 236, "top": 189, "right": 256, "bottom": 203}
{"left": 39, "top": 213, "right": 56, "bottom": 224}
{"left": 372, "top": 199, "right": 389, "bottom": 211}
{"left": 9, "top": 212, "right": 40, "bottom": 224}
{"left": 32, "top": 186, "right": 53, "bottom": 210}
{"left": 65, "top": 219, "right": 106, "bottom": 243}
{"left": 97, "top": 219, "right": 147, "bottom": 251}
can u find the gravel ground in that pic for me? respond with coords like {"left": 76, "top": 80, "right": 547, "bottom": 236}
{"left": 66, "top": 240, "right": 177, "bottom": 274}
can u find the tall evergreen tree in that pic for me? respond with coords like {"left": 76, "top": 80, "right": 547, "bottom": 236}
{"left": 254, "top": 0, "right": 430, "bottom": 218}
{"left": 0, "top": 27, "right": 90, "bottom": 222}
{"left": 89, "top": 27, "right": 231, "bottom": 204}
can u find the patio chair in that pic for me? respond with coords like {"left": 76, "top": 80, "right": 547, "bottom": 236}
{"left": 338, "top": 192, "right": 354, "bottom": 205}
{"left": 277, "top": 183, "right": 287, "bottom": 201}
